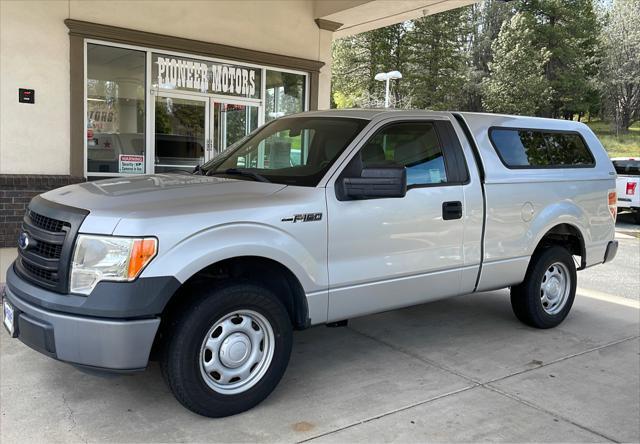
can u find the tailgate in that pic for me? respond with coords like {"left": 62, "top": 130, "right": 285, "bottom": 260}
{"left": 616, "top": 175, "right": 640, "bottom": 206}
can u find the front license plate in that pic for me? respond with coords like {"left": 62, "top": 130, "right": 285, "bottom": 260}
{"left": 3, "top": 298, "right": 15, "bottom": 336}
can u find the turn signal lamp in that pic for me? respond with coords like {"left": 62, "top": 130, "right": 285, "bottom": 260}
{"left": 128, "top": 239, "right": 158, "bottom": 279}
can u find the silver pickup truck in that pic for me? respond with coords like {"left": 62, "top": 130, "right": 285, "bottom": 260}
{"left": 3, "top": 110, "right": 618, "bottom": 417}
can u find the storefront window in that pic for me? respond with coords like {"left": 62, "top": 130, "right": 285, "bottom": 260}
{"left": 84, "top": 42, "right": 308, "bottom": 177}
{"left": 265, "top": 70, "right": 305, "bottom": 121}
{"left": 86, "top": 44, "right": 146, "bottom": 174}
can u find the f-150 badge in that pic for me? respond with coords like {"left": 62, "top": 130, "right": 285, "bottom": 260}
{"left": 281, "top": 213, "right": 323, "bottom": 223}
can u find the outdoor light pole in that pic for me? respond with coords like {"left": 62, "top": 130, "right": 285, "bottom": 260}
{"left": 374, "top": 70, "right": 402, "bottom": 108}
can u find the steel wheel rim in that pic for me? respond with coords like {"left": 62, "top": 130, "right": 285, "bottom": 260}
{"left": 540, "top": 262, "right": 571, "bottom": 315}
{"left": 199, "top": 310, "right": 275, "bottom": 395}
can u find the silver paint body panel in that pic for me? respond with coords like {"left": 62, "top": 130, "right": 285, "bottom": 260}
{"left": 39, "top": 110, "right": 616, "bottom": 326}
{"left": 457, "top": 112, "right": 616, "bottom": 292}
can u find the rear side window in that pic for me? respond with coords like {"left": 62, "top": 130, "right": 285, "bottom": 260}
{"left": 612, "top": 159, "right": 640, "bottom": 176}
{"left": 489, "top": 128, "right": 595, "bottom": 168}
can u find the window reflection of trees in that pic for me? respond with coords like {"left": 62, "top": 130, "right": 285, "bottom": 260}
{"left": 493, "top": 129, "right": 594, "bottom": 167}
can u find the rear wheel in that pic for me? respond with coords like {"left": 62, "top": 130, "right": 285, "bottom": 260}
{"left": 510, "top": 246, "right": 576, "bottom": 329}
{"left": 160, "top": 282, "right": 292, "bottom": 417}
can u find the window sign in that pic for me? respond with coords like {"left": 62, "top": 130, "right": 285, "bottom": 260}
{"left": 152, "top": 54, "right": 261, "bottom": 99}
{"left": 119, "top": 154, "right": 145, "bottom": 174}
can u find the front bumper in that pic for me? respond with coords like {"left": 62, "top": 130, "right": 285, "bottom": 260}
{"left": 4, "top": 270, "right": 163, "bottom": 372}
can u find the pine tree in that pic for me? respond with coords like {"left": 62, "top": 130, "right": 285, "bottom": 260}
{"left": 465, "top": 0, "right": 515, "bottom": 111}
{"left": 517, "top": 0, "right": 601, "bottom": 118}
{"left": 405, "top": 9, "right": 470, "bottom": 110}
{"left": 482, "top": 13, "right": 552, "bottom": 115}
{"left": 331, "top": 24, "right": 409, "bottom": 108}
{"left": 331, "top": 0, "right": 604, "bottom": 117}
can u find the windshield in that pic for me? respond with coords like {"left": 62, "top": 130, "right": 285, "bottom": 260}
{"left": 201, "top": 117, "right": 368, "bottom": 186}
{"left": 612, "top": 159, "right": 640, "bottom": 176}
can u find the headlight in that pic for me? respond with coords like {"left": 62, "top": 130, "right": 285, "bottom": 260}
{"left": 70, "top": 235, "right": 157, "bottom": 295}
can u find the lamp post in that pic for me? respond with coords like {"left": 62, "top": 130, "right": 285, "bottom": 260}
{"left": 374, "top": 70, "right": 402, "bottom": 108}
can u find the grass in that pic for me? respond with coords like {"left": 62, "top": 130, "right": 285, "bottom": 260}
{"left": 586, "top": 120, "right": 640, "bottom": 158}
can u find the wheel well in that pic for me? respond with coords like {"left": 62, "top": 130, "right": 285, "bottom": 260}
{"left": 162, "top": 256, "right": 309, "bottom": 330}
{"left": 534, "top": 224, "right": 586, "bottom": 269}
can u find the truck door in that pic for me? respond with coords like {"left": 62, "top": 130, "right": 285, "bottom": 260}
{"left": 326, "top": 119, "right": 471, "bottom": 321}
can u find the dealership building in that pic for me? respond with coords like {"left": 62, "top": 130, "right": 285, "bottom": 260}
{"left": 0, "top": 0, "right": 476, "bottom": 279}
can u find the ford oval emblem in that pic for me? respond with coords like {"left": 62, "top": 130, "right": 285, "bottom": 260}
{"left": 18, "top": 232, "right": 30, "bottom": 250}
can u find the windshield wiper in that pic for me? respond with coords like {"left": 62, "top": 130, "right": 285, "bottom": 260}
{"left": 207, "top": 168, "right": 270, "bottom": 183}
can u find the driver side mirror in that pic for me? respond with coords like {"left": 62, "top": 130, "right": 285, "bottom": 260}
{"left": 340, "top": 164, "right": 407, "bottom": 200}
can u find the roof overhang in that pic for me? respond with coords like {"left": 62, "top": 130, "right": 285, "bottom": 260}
{"left": 314, "top": 0, "right": 481, "bottom": 38}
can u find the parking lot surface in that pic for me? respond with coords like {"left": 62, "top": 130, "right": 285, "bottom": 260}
{"left": 1, "top": 220, "right": 639, "bottom": 443}
{"left": 577, "top": 212, "right": 639, "bottom": 301}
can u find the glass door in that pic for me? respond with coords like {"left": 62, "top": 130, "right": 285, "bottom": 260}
{"left": 154, "top": 93, "right": 209, "bottom": 173}
{"left": 152, "top": 94, "right": 261, "bottom": 173}
{"left": 211, "top": 100, "right": 259, "bottom": 157}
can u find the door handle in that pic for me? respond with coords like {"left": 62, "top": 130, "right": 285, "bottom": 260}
{"left": 442, "top": 201, "right": 462, "bottom": 220}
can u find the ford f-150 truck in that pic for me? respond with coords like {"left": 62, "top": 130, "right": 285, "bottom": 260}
{"left": 3, "top": 110, "right": 618, "bottom": 417}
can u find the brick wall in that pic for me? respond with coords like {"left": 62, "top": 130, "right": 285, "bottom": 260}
{"left": 0, "top": 175, "right": 85, "bottom": 248}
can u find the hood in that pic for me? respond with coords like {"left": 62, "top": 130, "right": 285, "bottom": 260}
{"left": 42, "top": 174, "right": 287, "bottom": 219}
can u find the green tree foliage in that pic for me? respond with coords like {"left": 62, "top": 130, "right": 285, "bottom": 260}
{"left": 331, "top": 0, "right": 622, "bottom": 121}
{"left": 517, "top": 0, "right": 601, "bottom": 119}
{"left": 332, "top": 9, "right": 470, "bottom": 109}
{"left": 598, "top": 0, "right": 640, "bottom": 132}
{"left": 404, "top": 9, "right": 470, "bottom": 110}
{"left": 331, "top": 1, "right": 514, "bottom": 110}
{"left": 331, "top": 24, "right": 409, "bottom": 108}
{"left": 465, "top": 0, "right": 515, "bottom": 111}
{"left": 481, "top": 13, "right": 552, "bottom": 115}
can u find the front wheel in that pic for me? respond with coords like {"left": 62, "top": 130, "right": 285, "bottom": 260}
{"left": 160, "top": 282, "right": 292, "bottom": 417}
{"left": 510, "top": 246, "right": 576, "bottom": 329}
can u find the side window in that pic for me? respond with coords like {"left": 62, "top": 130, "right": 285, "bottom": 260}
{"left": 360, "top": 122, "right": 447, "bottom": 186}
{"left": 490, "top": 128, "right": 595, "bottom": 168}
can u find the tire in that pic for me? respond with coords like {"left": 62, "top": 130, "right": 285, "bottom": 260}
{"left": 510, "top": 246, "right": 576, "bottom": 329}
{"left": 160, "top": 281, "right": 292, "bottom": 417}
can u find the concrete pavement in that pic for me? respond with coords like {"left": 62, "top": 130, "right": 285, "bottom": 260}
{"left": 1, "top": 217, "right": 639, "bottom": 442}
{"left": 577, "top": 212, "right": 639, "bottom": 301}
{"left": 1, "top": 288, "right": 638, "bottom": 443}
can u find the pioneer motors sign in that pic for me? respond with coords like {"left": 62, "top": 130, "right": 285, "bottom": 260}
{"left": 154, "top": 54, "right": 260, "bottom": 99}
